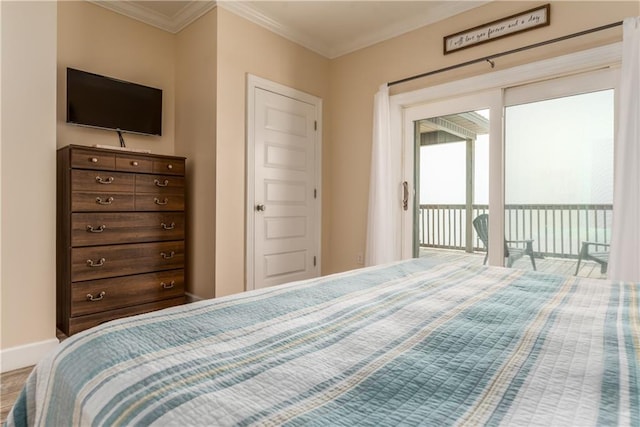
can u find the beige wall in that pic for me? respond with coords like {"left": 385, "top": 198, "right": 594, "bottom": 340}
{"left": 324, "top": 1, "right": 639, "bottom": 274}
{"left": 215, "top": 8, "right": 330, "bottom": 297}
{"left": 175, "top": 9, "right": 218, "bottom": 299}
{"left": 1, "top": 1, "right": 179, "bottom": 361}
{"left": 1, "top": 1, "right": 57, "bottom": 351}
{"left": 56, "top": 1, "right": 176, "bottom": 154}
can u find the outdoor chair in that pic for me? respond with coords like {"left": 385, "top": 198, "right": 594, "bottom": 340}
{"left": 574, "top": 241, "right": 609, "bottom": 275}
{"left": 472, "top": 213, "right": 537, "bottom": 270}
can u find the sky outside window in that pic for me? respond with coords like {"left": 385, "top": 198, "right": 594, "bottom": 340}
{"left": 419, "top": 92, "right": 612, "bottom": 207}
{"left": 505, "top": 90, "right": 614, "bottom": 204}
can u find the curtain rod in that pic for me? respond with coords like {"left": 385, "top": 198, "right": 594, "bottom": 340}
{"left": 387, "top": 21, "right": 623, "bottom": 87}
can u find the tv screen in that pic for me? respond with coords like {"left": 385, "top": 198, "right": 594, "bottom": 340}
{"left": 66, "top": 68, "right": 162, "bottom": 136}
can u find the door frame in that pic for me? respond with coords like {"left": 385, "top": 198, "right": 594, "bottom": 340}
{"left": 393, "top": 42, "right": 622, "bottom": 265}
{"left": 245, "top": 74, "right": 323, "bottom": 291}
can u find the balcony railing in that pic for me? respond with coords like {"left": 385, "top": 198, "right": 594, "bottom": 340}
{"left": 419, "top": 204, "right": 613, "bottom": 259}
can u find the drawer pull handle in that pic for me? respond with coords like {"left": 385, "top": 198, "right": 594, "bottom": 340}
{"left": 96, "top": 197, "right": 114, "bottom": 205}
{"left": 86, "top": 224, "right": 106, "bottom": 233}
{"left": 86, "top": 258, "right": 106, "bottom": 267}
{"left": 154, "top": 197, "right": 168, "bottom": 205}
{"left": 95, "top": 176, "right": 114, "bottom": 184}
{"left": 131, "top": 161, "right": 139, "bottom": 166}
{"left": 161, "top": 222, "right": 175, "bottom": 230}
{"left": 86, "top": 291, "right": 106, "bottom": 302}
{"left": 161, "top": 251, "right": 175, "bottom": 260}
{"left": 90, "top": 157, "right": 99, "bottom": 163}
{"left": 161, "top": 281, "right": 175, "bottom": 289}
{"left": 154, "top": 179, "right": 169, "bottom": 187}
{"left": 167, "top": 164, "right": 173, "bottom": 170}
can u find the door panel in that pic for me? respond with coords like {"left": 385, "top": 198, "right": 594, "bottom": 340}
{"left": 402, "top": 91, "right": 502, "bottom": 262}
{"left": 504, "top": 71, "right": 616, "bottom": 277}
{"left": 253, "top": 88, "right": 318, "bottom": 288}
{"left": 415, "top": 110, "right": 489, "bottom": 258}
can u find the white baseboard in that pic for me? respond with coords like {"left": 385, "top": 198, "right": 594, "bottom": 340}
{"left": 1, "top": 294, "right": 205, "bottom": 373}
{"left": 0, "top": 338, "right": 59, "bottom": 373}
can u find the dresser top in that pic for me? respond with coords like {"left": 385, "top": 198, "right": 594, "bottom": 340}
{"left": 59, "top": 144, "right": 186, "bottom": 161}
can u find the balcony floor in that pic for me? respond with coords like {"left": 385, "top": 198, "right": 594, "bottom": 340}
{"left": 419, "top": 248, "right": 608, "bottom": 280}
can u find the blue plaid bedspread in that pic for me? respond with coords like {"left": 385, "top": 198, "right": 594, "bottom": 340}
{"left": 6, "top": 259, "right": 639, "bottom": 426}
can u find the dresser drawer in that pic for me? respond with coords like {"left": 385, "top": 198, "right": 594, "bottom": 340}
{"left": 71, "top": 192, "right": 135, "bottom": 212}
{"left": 71, "top": 170, "right": 135, "bottom": 193}
{"left": 153, "top": 158, "right": 185, "bottom": 176}
{"left": 70, "top": 270, "right": 185, "bottom": 316}
{"left": 72, "top": 212, "right": 185, "bottom": 246}
{"left": 67, "top": 297, "right": 186, "bottom": 335}
{"left": 135, "top": 175, "right": 184, "bottom": 194}
{"left": 71, "top": 148, "right": 115, "bottom": 170}
{"left": 71, "top": 241, "right": 185, "bottom": 282}
{"left": 135, "top": 194, "right": 185, "bottom": 211}
{"left": 116, "top": 154, "right": 153, "bottom": 173}
{"left": 71, "top": 212, "right": 184, "bottom": 246}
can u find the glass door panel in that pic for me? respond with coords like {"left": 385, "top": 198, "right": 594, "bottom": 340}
{"left": 504, "top": 90, "right": 614, "bottom": 278}
{"left": 414, "top": 110, "right": 489, "bottom": 261}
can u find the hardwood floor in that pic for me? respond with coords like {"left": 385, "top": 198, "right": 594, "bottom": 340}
{"left": 1, "top": 365, "right": 33, "bottom": 423}
{"left": 1, "top": 329, "right": 66, "bottom": 424}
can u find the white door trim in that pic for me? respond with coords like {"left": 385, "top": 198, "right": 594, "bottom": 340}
{"left": 393, "top": 42, "right": 622, "bottom": 266}
{"left": 246, "top": 74, "right": 322, "bottom": 291}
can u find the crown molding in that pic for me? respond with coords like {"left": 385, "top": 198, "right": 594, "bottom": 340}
{"left": 218, "top": 1, "right": 491, "bottom": 59}
{"left": 333, "top": 1, "right": 492, "bottom": 59}
{"left": 218, "top": 1, "right": 333, "bottom": 58}
{"left": 89, "top": 1, "right": 489, "bottom": 58}
{"left": 89, "top": 1, "right": 216, "bottom": 34}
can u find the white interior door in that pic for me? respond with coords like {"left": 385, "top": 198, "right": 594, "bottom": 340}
{"left": 248, "top": 77, "right": 321, "bottom": 290}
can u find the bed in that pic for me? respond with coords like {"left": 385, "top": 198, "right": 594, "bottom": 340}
{"left": 6, "top": 258, "right": 639, "bottom": 426}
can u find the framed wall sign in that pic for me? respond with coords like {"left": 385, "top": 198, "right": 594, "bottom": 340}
{"left": 444, "top": 4, "right": 550, "bottom": 55}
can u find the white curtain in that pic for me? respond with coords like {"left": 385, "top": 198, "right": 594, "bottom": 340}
{"left": 365, "top": 84, "right": 397, "bottom": 266}
{"left": 609, "top": 17, "right": 640, "bottom": 282}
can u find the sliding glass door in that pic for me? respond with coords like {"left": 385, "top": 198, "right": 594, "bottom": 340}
{"left": 503, "top": 70, "right": 616, "bottom": 278}
{"left": 414, "top": 111, "right": 489, "bottom": 258}
{"left": 401, "top": 68, "right": 617, "bottom": 278}
{"left": 401, "top": 92, "right": 501, "bottom": 261}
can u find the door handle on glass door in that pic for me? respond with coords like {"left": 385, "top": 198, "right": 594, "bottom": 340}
{"left": 402, "top": 181, "right": 409, "bottom": 211}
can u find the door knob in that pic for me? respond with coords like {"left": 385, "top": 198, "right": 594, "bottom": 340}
{"left": 256, "top": 204, "right": 266, "bottom": 212}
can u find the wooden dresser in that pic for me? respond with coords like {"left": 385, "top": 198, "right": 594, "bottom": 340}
{"left": 57, "top": 145, "right": 186, "bottom": 335}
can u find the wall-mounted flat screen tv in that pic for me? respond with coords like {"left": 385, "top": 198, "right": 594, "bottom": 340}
{"left": 66, "top": 68, "right": 162, "bottom": 136}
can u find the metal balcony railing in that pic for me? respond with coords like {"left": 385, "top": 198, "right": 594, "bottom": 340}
{"left": 419, "top": 204, "right": 613, "bottom": 259}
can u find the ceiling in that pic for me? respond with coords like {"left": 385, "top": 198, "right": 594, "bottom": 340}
{"left": 91, "top": 1, "right": 490, "bottom": 59}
